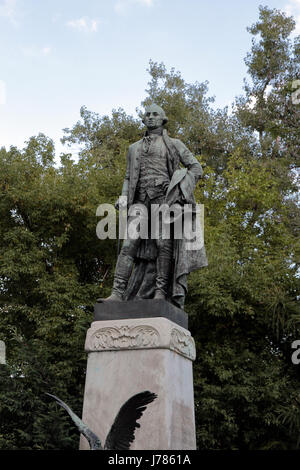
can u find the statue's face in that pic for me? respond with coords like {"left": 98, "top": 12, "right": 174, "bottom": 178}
{"left": 144, "top": 105, "right": 165, "bottom": 130}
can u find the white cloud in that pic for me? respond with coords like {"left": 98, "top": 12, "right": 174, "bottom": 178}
{"left": 285, "top": 0, "right": 300, "bottom": 34}
{"left": 21, "top": 46, "right": 52, "bottom": 58}
{"left": 114, "top": 0, "right": 154, "bottom": 15}
{"left": 66, "top": 16, "right": 100, "bottom": 33}
{"left": 0, "top": 0, "right": 17, "bottom": 25}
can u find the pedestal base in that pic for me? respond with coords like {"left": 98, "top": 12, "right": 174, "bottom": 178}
{"left": 94, "top": 299, "right": 188, "bottom": 329}
{"left": 80, "top": 311, "right": 196, "bottom": 450}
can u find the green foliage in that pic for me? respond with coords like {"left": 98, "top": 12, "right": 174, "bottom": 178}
{"left": 237, "top": 6, "right": 300, "bottom": 170}
{"left": 0, "top": 5, "right": 299, "bottom": 450}
{"left": 245, "top": 6, "right": 295, "bottom": 84}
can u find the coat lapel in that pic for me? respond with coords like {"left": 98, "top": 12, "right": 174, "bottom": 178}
{"left": 129, "top": 139, "right": 143, "bottom": 204}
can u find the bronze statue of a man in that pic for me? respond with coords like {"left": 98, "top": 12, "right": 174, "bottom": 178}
{"left": 101, "top": 104, "right": 207, "bottom": 308}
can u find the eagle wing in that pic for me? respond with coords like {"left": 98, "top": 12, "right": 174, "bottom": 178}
{"left": 104, "top": 391, "right": 157, "bottom": 450}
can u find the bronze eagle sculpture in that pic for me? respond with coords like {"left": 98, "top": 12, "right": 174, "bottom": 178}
{"left": 46, "top": 391, "right": 157, "bottom": 450}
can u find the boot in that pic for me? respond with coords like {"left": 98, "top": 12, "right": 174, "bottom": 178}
{"left": 154, "top": 254, "right": 172, "bottom": 301}
{"left": 97, "top": 253, "right": 134, "bottom": 302}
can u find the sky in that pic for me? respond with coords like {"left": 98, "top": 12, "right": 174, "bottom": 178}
{"left": 0, "top": 0, "right": 299, "bottom": 159}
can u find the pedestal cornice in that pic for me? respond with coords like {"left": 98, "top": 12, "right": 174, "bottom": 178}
{"left": 85, "top": 317, "right": 196, "bottom": 361}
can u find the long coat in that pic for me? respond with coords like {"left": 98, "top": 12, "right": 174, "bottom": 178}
{"left": 121, "top": 134, "right": 203, "bottom": 206}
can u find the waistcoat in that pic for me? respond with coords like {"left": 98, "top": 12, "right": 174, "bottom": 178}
{"left": 135, "top": 135, "right": 170, "bottom": 201}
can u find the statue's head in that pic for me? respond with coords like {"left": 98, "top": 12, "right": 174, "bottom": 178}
{"left": 142, "top": 104, "right": 168, "bottom": 130}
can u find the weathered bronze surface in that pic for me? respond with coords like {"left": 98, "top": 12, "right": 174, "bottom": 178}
{"left": 99, "top": 104, "right": 207, "bottom": 308}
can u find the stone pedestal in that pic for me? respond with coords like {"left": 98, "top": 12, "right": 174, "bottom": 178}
{"left": 80, "top": 301, "right": 196, "bottom": 450}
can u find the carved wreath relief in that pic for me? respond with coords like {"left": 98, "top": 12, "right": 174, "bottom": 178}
{"left": 91, "top": 325, "right": 160, "bottom": 350}
{"left": 170, "top": 328, "right": 196, "bottom": 361}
